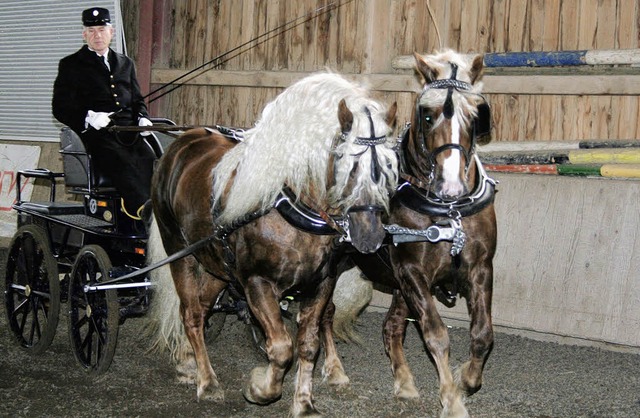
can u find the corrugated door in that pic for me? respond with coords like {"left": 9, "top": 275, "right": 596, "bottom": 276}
{"left": 0, "top": 0, "right": 124, "bottom": 142}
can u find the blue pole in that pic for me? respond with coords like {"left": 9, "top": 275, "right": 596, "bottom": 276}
{"left": 484, "top": 51, "right": 588, "bottom": 67}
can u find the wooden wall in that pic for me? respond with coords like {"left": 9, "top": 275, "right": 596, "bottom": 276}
{"left": 116, "top": 1, "right": 640, "bottom": 349}
{"left": 123, "top": 0, "right": 640, "bottom": 141}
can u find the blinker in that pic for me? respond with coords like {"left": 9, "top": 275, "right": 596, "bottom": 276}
{"left": 474, "top": 102, "right": 491, "bottom": 138}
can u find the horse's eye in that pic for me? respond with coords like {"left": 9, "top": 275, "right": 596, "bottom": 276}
{"left": 424, "top": 114, "right": 434, "bottom": 128}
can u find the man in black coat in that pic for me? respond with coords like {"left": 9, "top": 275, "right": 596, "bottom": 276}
{"left": 52, "top": 7, "right": 156, "bottom": 222}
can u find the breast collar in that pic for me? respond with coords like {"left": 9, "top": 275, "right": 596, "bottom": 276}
{"left": 395, "top": 151, "right": 497, "bottom": 218}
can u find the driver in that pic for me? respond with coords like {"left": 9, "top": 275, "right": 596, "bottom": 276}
{"left": 52, "top": 7, "right": 156, "bottom": 224}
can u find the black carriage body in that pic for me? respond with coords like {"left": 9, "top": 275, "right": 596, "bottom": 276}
{"left": 13, "top": 171, "right": 148, "bottom": 276}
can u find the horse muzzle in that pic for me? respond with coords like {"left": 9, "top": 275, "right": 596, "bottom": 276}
{"left": 346, "top": 205, "right": 386, "bottom": 253}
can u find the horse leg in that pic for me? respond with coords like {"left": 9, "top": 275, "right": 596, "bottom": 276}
{"left": 172, "top": 257, "right": 225, "bottom": 402}
{"left": 320, "top": 300, "right": 350, "bottom": 387}
{"left": 242, "top": 276, "right": 293, "bottom": 405}
{"left": 291, "top": 277, "right": 337, "bottom": 417}
{"left": 398, "top": 275, "right": 467, "bottom": 418}
{"left": 455, "top": 263, "right": 494, "bottom": 396}
{"left": 383, "top": 290, "right": 420, "bottom": 399}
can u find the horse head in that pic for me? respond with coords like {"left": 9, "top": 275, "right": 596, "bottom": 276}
{"left": 408, "top": 50, "right": 492, "bottom": 201}
{"left": 329, "top": 98, "right": 398, "bottom": 253}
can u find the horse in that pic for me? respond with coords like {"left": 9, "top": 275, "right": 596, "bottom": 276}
{"left": 145, "top": 72, "right": 399, "bottom": 417}
{"left": 331, "top": 49, "right": 497, "bottom": 418}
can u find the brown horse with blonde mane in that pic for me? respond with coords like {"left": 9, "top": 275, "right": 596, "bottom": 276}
{"left": 145, "top": 72, "right": 398, "bottom": 417}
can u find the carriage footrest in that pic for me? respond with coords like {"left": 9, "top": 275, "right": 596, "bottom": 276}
{"left": 16, "top": 201, "right": 85, "bottom": 216}
{"left": 52, "top": 213, "right": 114, "bottom": 230}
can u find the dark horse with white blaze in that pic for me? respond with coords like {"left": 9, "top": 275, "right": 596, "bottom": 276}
{"left": 332, "top": 50, "right": 497, "bottom": 418}
{"left": 146, "top": 72, "right": 398, "bottom": 417}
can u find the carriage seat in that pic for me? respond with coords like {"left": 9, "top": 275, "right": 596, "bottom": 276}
{"left": 59, "top": 127, "right": 117, "bottom": 195}
{"left": 59, "top": 122, "right": 170, "bottom": 196}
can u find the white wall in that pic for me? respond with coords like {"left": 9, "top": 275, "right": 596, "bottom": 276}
{"left": 371, "top": 173, "right": 640, "bottom": 351}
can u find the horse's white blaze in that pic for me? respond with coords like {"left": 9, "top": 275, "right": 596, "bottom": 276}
{"left": 441, "top": 115, "right": 464, "bottom": 197}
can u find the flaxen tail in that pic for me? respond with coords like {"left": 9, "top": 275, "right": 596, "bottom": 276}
{"left": 142, "top": 218, "right": 193, "bottom": 364}
{"left": 331, "top": 267, "right": 374, "bottom": 344}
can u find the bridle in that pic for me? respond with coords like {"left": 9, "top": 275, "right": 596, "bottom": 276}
{"left": 414, "top": 62, "right": 487, "bottom": 184}
{"left": 332, "top": 105, "right": 390, "bottom": 216}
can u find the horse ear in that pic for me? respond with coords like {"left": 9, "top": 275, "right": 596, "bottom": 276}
{"left": 338, "top": 99, "right": 353, "bottom": 133}
{"left": 414, "top": 52, "right": 438, "bottom": 83}
{"left": 470, "top": 54, "right": 484, "bottom": 84}
{"left": 385, "top": 101, "right": 398, "bottom": 127}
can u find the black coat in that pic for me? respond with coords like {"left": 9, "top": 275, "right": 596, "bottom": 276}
{"left": 52, "top": 45, "right": 149, "bottom": 134}
{"left": 52, "top": 45, "right": 155, "bottom": 216}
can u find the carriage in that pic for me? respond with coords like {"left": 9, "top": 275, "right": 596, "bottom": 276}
{"left": 0, "top": 120, "right": 248, "bottom": 374}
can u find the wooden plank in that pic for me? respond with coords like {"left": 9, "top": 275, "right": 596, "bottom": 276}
{"left": 363, "top": 0, "right": 391, "bottom": 73}
{"left": 528, "top": 0, "right": 545, "bottom": 51}
{"left": 542, "top": 0, "right": 561, "bottom": 50}
{"left": 595, "top": 0, "right": 617, "bottom": 50}
{"left": 490, "top": 0, "right": 508, "bottom": 51}
{"left": 615, "top": 0, "right": 638, "bottom": 48}
{"left": 560, "top": 0, "right": 580, "bottom": 50}
{"left": 447, "top": 0, "right": 463, "bottom": 51}
{"left": 151, "top": 69, "right": 640, "bottom": 95}
{"left": 577, "top": 0, "right": 598, "bottom": 50}
{"left": 507, "top": 0, "right": 528, "bottom": 52}
{"left": 459, "top": 0, "right": 479, "bottom": 53}
{"left": 482, "top": 75, "right": 640, "bottom": 95}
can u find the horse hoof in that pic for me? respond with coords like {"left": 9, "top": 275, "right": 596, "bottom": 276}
{"left": 242, "top": 366, "right": 281, "bottom": 405}
{"left": 323, "top": 369, "right": 350, "bottom": 387}
{"left": 453, "top": 363, "right": 482, "bottom": 396}
{"left": 290, "top": 402, "right": 323, "bottom": 418}
{"left": 242, "top": 385, "right": 280, "bottom": 406}
{"left": 440, "top": 403, "right": 469, "bottom": 418}
{"left": 197, "top": 385, "right": 225, "bottom": 403}
{"left": 395, "top": 383, "right": 420, "bottom": 400}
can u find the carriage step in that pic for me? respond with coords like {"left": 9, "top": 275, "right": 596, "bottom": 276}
{"left": 16, "top": 201, "right": 84, "bottom": 216}
{"left": 51, "top": 213, "right": 114, "bottom": 230}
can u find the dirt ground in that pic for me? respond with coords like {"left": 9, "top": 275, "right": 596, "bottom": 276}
{"left": 1, "top": 246, "right": 640, "bottom": 418}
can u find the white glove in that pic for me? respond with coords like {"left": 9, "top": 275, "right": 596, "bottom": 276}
{"left": 138, "top": 117, "right": 153, "bottom": 136}
{"left": 85, "top": 110, "right": 113, "bottom": 130}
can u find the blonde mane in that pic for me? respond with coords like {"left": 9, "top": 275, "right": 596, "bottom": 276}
{"left": 212, "top": 72, "right": 398, "bottom": 225}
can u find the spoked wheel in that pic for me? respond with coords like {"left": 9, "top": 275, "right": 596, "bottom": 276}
{"left": 68, "top": 245, "right": 119, "bottom": 373}
{"left": 204, "top": 287, "right": 229, "bottom": 344}
{"left": 4, "top": 224, "right": 60, "bottom": 354}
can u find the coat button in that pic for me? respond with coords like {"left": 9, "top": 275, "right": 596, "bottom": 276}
{"left": 115, "top": 101, "right": 120, "bottom": 106}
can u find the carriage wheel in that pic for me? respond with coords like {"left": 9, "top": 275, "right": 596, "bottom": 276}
{"left": 204, "top": 287, "right": 229, "bottom": 344}
{"left": 68, "top": 245, "right": 119, "bottom": 374}
{"left": 4, "top": 224, "right": 60, "bottom": 354}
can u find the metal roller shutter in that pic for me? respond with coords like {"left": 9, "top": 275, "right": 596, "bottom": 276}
{"left": 0, "top": 0, "right": 124, "bottom": 141}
